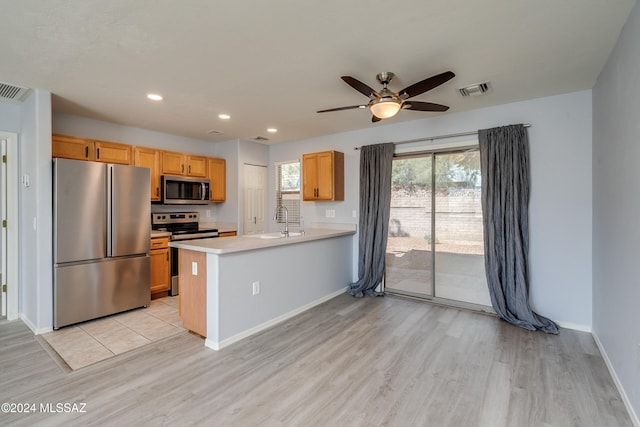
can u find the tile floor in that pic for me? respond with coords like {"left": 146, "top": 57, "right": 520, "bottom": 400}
{"left": 42, "top": 296, "right": 184, "bottom": 370}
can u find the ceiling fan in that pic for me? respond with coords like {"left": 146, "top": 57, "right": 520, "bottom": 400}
{"left": 317, "top": 71, "right": 455, "bottom": 122}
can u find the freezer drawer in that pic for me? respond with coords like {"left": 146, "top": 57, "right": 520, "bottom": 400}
{"left": 54, "top": 256, "right": 150, "bottom": 329}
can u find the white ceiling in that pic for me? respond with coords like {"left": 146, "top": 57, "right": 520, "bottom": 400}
{"left": 0, "top": 0, "right": 635, "bottom": 144}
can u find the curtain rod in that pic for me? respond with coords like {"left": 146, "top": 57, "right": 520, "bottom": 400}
{"left": 353, "top": 123, "right": 531, "bottom": 150}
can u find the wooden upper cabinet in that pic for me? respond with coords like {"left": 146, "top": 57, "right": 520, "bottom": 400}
{"left": 162, "top": 152, "right": 207, "bottom": 177}
{"left": 52, "top": 134, "right": 131, "bottom": 164}
{"left": 302, "top": 150, "right": 344, "bottom": 201}
{"left": 134, "top": 147, "right": 162, "bottom": 201}
{"left": 207, "top": 157, "right": 226, "bottom": 202}
{"left": 186, "top": 155, "right": 207, "bottom": 177}
{"left": 93, "top": 139, "right": 132, "bottom": 165}
{"left": 162, "top": 151, "right": 186, "bottom": 175}
{"left": 52, "top": 134, "right": 95, "bottom": 161}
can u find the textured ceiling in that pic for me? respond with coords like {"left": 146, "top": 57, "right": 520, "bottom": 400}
{"left": 0, "top": 0, "right": 635, "bottom": 144}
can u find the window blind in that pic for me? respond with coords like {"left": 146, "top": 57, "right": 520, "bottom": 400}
{"left": 275, "top": 161, "right": 301, "bottom": 224}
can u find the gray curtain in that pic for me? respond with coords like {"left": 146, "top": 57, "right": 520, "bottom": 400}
{"left": 479, "top": 125, "right": 559, "bottom": 334}
{"left": 347, "top": 143, "right": 395, "bottom": 297}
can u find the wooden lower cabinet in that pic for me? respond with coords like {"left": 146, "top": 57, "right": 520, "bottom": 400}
{"left": 178, "top": 249, "right": 207, "bottom": 337}
{"left": 218, "top": 231, "right": 237, "bottom": 237}
{"left": 150, "top": 237, "right": 170, "bottom": 297}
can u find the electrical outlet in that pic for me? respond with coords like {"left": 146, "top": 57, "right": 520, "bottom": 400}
{"left": 325, "top": 209, "right": 331, "bottom": 218}
{"left": 191, "top": 262, "right": 198, "bottom": 276}
{"left": 352, "top": 210, "right": 357, "bottom": 218}
{"left": 206, "top": 210, "right": 212, "bottom": 217}
{"left": 252, "top": 281, "right": 260, "bottom": 295}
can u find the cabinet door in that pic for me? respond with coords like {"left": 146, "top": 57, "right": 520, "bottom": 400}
{"left": 208, "top": 157, "right": 226, "bottom": 202}
{"left": 52, "top": 134, "right": 94, "bottom": 161}
{"left": 316, "top": 151, "right": 335, "bottom": 200}
{"left": 94, "top": 140, "right": 132, "bottom": 165}
{"left": 186, "top": 155, "right": 207, "bottom": 177}
{"left": 162, "top": 151, "right": 186, "bottom": 175}
{"left": 302, "top": 153, "right": 319, "bottom": 200}
{"left": 150, "top": 246, "right": 170, "bottom": 294}
{"left": 179, "top": 249, "right": 207, "bottom": 337}
{"left": 134, "top": 147, "right": 161, "bottom": 201}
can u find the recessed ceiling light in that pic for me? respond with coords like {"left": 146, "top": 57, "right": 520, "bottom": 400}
{"left": 146, "top": 93, "right": 163, "bottom": 101}
{"left": 218, "top": 114, "right": 231, "bottom": 120}
{"left": 267, "top": 128, "right": 278, "bottom": 133}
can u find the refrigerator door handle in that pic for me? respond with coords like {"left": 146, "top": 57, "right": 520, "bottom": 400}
{"left": 106, "top": 164, "right": 113, "bottom": 257}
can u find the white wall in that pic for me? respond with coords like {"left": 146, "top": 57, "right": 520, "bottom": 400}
{"left": 270, "top": 90, "right": 593, "bottom": 329}
{"left": 0, "top": 103, "right": 21, "bottom": 132}
{"left": 18, "top": 89, "right": 53, "bottom": 333}
{"left": 593, "top": 0, "right": 640, "bottom": 421}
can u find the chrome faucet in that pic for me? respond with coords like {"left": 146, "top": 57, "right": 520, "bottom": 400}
{"left": 273, "top": 203, "right": 289, "bottom": 237}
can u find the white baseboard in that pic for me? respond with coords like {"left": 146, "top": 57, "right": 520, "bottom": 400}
{"left": 555, "top": 320, "right": 592, "bottom": 333}
{"left": 592, "top": 331, "right": 640, "bottom": 427}
{"left": 19, "top": 313, "right": 53, "bottom": 335}
{"left": 205, "top": 287, "right": 347, "bottom": 351}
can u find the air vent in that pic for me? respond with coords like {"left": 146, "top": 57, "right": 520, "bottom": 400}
{"left": 0, "top": 82, "right": 31, "bottom": 103}
{"left": 207, "top": 129, "right": 224, "bottom": 135}
{"left": 252, "top": 136, "right": 270, "bottom": 142}
{"left": 458, "top": 82, "right": 492, "bottom": 97}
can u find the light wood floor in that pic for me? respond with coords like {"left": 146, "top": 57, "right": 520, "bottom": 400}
{"left": 0, "top": 294, "right": 632, "bottom": 426}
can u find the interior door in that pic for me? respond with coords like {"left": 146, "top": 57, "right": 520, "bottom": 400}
{"left": 243, "top": 164, "right": 267, "bottom": 234}
{"left": 1, "top": 138, "right": 6, "bottom": 317}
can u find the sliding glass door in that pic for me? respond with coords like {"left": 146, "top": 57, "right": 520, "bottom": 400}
{"left": 385, "top": 148, "right": 491, "bottom": 308}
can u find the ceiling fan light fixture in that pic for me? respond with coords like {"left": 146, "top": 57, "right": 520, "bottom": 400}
{"left": 370, "top": 99, "right": 401, "bottom": 119}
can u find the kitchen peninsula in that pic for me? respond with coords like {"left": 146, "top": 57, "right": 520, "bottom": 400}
{"left": 170, "top": 226, "right": 356, "bottom": 350}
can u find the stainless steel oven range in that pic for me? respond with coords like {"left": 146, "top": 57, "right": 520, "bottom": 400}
{"left": 151, "top": 212, "right": 218, "bottom": 295}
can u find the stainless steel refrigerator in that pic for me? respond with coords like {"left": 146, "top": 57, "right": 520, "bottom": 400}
{"left": 53, "top": 158, "right": 151, "bottom": 329}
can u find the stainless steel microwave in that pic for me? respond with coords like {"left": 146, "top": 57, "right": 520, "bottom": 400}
{"left": 161, "top": 175, "right": 210, "bottom": 204}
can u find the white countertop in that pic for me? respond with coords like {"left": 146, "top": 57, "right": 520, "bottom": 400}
{"left": 169, "top": 227, "right": 356, "bottom": 255}
{"left": 151, "top": 230, "right": 172, "bottom": 238}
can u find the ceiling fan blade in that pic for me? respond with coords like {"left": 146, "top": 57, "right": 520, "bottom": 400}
{"left": 398, "top": 71, "right": 455, "bottom": 99}
{"left": 372, "top": 115, "right": 382, "bottom": 123}
{"left": 317, "top": 105, "right": 367, "bottom": 113}
{"left": 402, "top": 101, "right": 450, "bottom": 112}
{"left": 341, "top": 76, "right": 380, "bottom": 98}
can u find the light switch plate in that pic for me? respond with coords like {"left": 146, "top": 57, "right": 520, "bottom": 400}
{"left": 191, "top": 262, "right": 198, "bottom": 275}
